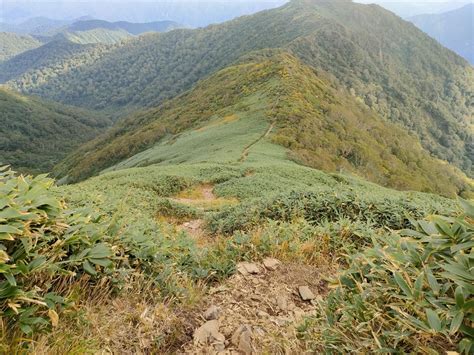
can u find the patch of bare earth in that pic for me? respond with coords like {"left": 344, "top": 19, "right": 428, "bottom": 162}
{"left": 180, "top": 259, "right": 332, "bottom": 354}
{"left": 180, "top": 219, "right": 206, "bottom": 239}
{"left": 172, "top": 185, "right": 236, "bottom": 240}
{"left": 172, "top": 185, "right": 217, "bottom": 205}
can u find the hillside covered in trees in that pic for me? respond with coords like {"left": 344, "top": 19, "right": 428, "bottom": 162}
{"left": 58, "top": 28, "right": 132, "bottom": 45}
{"left": 0, "top": 32, "right": 42, "bottom": 62}
{"left": 0, "top": 39, "right": 117, "bottom": 91}
{"left": 0, "top": 88, "right": 111, "bottom": 173}
{"left": 5, "top": 0, "right": 472, "bottom": 176}
{"left": 54, "top": 51, "right": 472, "bottom": 198}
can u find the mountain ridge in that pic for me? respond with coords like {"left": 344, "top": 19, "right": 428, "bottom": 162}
{"left": 6, "top": 0, "right": 472, "bottom": 176}
{"left": 54, "top": 50, "right": 473, "bottom": 197}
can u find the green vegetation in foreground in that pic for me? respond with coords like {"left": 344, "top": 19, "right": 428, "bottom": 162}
{"left": 299, "top": 199, "right": 474, "bottom": 353}
{"left": 1, "top": 87, "right": 472, "bottom": 350}
{"left": 2, "top": 145, "right": 471, "bottom": 352}
{"left": 0, "top": 88, "right": 112, "bottom": 174}
{"left": 55, "top": 52, "right": 473, "bottom": 198}
{"left": 0, "top": 32, "right": 42, "bottom": 62}
{"left": 9, "top": 0, "right": 473, "bottom": 175}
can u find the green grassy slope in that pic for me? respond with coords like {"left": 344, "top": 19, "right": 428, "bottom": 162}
{"left": 55, "top": 52, "right": 472, "bottom": 197}
{"left": 0, "top": 32, "right": 42, "bottom": 62}
{"left": 11, "top": 0, "right": 473, "bottom": 174}
{"left": 0, "top": 88, "right": 112, "bottom": 173}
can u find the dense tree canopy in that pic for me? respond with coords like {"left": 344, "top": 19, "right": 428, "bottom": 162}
{"left": 0, "top": 88, "right": 112, "bottom": 173}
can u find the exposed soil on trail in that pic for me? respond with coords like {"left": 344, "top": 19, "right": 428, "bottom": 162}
{"left": 171, "top": 184, "right": 236, "bottom": 239}
{"left": 239, "top": 121, "right": 275, "bottom": 163}
{"left": 180, "top": 260, "right": 333, "bottom": 354}
{"left": 172, "top": 185, "right": 217, "bottom": 205}
{"left": 180, "top": 219, "right": 206, "bottom": 239}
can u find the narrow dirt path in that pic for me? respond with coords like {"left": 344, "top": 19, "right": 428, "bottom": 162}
{"left": 169, "top": 185, "right": 217, "bottom": 239}
{"left": 181, "top": 259, "right": 332, "bottom": 354}
{"left": 238, "top": 120, "right": 276, "bottom": 163}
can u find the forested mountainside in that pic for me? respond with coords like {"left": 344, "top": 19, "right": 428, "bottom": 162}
{"left": 66, "top": 19, "right": 182, "bottom": 35}
{"left": 54, "top": 51, "right": 472, "bottom": 198}
{"left": 409, "top": 4, "right": 474, "bottom": 64}
{"left": 0, "top": 88, "right": 111, "bottom": 173}
{"left": 0, "top": 32, "right": 42, "bottom": 62}
{"left": 0, "top": 39, "right": 117, "bottom": 92}
{"left": 8, "top": 0, "right": 473, "bottom": 176}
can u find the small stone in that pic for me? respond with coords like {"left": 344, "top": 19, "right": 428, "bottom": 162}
{"left": 293, "top": 307, "right": 305, "bottom": 321}
{"left": 250, "top": 294, "right": 262, "bottom": 301}
{"left": 212, "top": 332, "right": 225, "bottom": 343}
{"left": 237, "top": 262, "right": 261, "bottom": 275}
{"left": 238, "top": 329, "right": 253, "bottom": 355}
{"left": 298, "top": 286, "right": 315, "bottom": 301}
{"left": 236, "top": 263, "right": 249, "bottom": 275}
{"left": 273, "top": 316, "right": 291, "bottom": 326}
{"left": 276, "top": 295, "right": 288, "bottom": 311}
{"left": 263, "top": 258, "right": 281, "bottom": 270}
{"left": 194, "top": 320, "right": 222, "bottom": 345}
{"left": 204, "top": 305, "right": 221, "bottom": 320}
{"left": 253, "top": 326, "right": 265, "bottom": 337}
{"left": 213, "top": 340, "right": 226, "bottom": 352}
{"left": 231, "top": 324, "right": 252, "bottom": 347}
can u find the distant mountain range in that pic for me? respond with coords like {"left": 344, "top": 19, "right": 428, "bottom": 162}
{"left": 0, "top": 16, "right": 73, "bottom": 35}
{"left": 1, "top": 1, "right": 287, "bottom": 28}
{"left": 0, "top": 16, "right": 183, "bottom": 38}
{"left": 409, "top": 4, "right": 474, "bottom": 64}
{"left": 355, "top": 0, "right": 472, "bottom": 18}
{"left": 67, "top": 19, "right": 182, "bottom": 35}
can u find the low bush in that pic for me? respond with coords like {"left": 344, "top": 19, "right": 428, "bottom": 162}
{"left": 0, "top": 167, "right": 116, "bottom": 336}
{"left": 208, "top": 190, "right": 454, "bottom": 234}
{"left": 300, "top": 199, "right": 473, "bottom": 353}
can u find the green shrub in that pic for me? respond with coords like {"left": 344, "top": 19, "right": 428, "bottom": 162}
{"left": 300, "top": 199, "right": 473, "bottom": 353}
{"left": 0, "top": 167, "right": 115, "bottom": 335}
{"left": 155, "top": 198, "right": 200, "bottom": 221}
{"left": 208, "top": 190, "right": 453, "bottom": 234}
